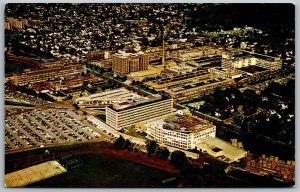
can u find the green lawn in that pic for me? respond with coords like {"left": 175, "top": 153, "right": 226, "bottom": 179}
{"left": 124, "top": 126, "right": 147, "bottom": 139}
{"left": 28, "top": 153, "right": 178, "bottom": 188}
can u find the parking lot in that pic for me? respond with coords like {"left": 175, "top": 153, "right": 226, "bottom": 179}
{"left": 5, "top": 105, "right": 34, "bottom": 116}
{"left": 5, "top": 108, "right": 103, "bottom": 152}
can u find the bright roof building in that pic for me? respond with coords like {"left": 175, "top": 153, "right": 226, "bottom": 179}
{"left": 196, "top": 137, "right": 248, "bottom": 163}
{"left": 138, "top": 110, "right": 247, "bottom": 163}
{"left": 5, "top": 161, "right": 66, "bottom": 188}
{"left": 106, "top": 94, "right": 173, "bottom": 130}
{"left": 138, "top": 110, "right": 216, "bottom": 150}
{"left": 74, "top": 88, "right": 147, "bottom": 108}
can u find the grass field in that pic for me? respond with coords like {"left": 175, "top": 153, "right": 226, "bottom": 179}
{"left": 27, "top": 153, "right": 178, "bottom": 188}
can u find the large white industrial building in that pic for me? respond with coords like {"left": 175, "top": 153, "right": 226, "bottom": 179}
{"left": 136, "top": 110, "right": 247, "bottom": 163}
{"left": 221, "top": 51, "right": 282, "bottom": 71}
{"left": 106, "top": 93, "right": 173, "bottom": 130}
{"left": 137, "top": 110, "right": 216, "bottom": 150}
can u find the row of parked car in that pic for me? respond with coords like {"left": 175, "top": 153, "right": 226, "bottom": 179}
{"left": 4, "top": 108, "right": 100, "bottom": 152}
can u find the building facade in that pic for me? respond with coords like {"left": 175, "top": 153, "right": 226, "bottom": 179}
{"left": 112, "top": 55, "right": 130, "bottom": 75}
{"left": 139, "top": 54, "right": 149, "bottom": 70}
{"left": 221, "top": 52, "right": 282, "bottom": 71}
{"left": 143, "top": 112, "right": 216, "bottom": 149}
{"left": 106, "top": 96, "right": 173, "bottom": 130}
{"left": 13, "top": 64, "right": 86, "bottom": 86}
{"left": 112, "top": 51, "right": 149, "bottom": 76}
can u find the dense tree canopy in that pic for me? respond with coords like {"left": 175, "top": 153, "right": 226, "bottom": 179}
{"left": 155, "top": 147, "right": 170, "bottom": 160}
{"left": 146, "top": 140, "right": 158, "bottom": 157}
{"left": 170, "top": 150, "right": 189, "bottom": 169}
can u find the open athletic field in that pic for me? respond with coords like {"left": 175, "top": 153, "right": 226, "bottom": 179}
{"left": 27, "top": 153, "right": 178, "bottom": 188}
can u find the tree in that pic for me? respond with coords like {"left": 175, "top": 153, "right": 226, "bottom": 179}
{"left": 156, "top": 147, "right": 170, "bottom": 160}
{"left": 59, "top": 45, "right": 66, "bottom": 54}
{"left": 146, "top": 140, "right": 158, "bottom": 157}
{"left": 46, "top": 45, "right": 52, "bottom": 55}
{"left": 113, "top": 136, "right": 134, "bottom": 151}
{"left": 67, "top": 95, "right": 73, "bottom": 100}
{"left": 38, "top": 93, "right": 55, "bottom": 102}
{"left": 170, "top": 150, "right": 189, "bottom": 169}
{"left": 124, "top": 139, "right": 133, "bottom": 151}
{"left": 233, "top": 115, "right": 244, "bottom": 126}
{"left": 141, "top": 36, "right": 149, "bottom": 47}
{"left": 114, "top": 135, "right": 126, "bottom": 150}
{"left": 243, "top": 89, "right": 258, "bottom": 105}
{"left": 73, "top": 103, "right": 80, "bottom": 110}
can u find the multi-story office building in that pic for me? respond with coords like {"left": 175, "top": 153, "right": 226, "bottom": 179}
{"left": 13, "top": 64, "right": 86, "bottom": 86}
{"left": 112, "top": 51, "right": 149, "bottom": 76}
{"left": 129, "top": 56, "right": 140, "bottom": 72}
{"left": 222, "top": 51, "right": 282, "bottom": 71}
{"left": 137, "top": 110, "right": 247, "bottom": 162}
{"left": 139, "top": 111, "right": 216, "bottom": 150}
{"left": 112, "top": 54, "right": 130, "bottom": 75}
{"left": 139, "top": 54, "right": 149, "bottom": 70}
{"left": 106, "top": 94, "right": 173, "bottom": 130}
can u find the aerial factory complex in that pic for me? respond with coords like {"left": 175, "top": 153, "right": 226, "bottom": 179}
{"left": 4, "top": 3, "right": 295, "bottom": 188}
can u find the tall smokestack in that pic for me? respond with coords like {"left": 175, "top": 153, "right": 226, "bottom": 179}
{"left": 162, "top": 29, "right": 166, "bottom": 66}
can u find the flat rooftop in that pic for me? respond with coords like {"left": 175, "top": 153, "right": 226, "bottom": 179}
{"left": 196, "top": 137, "right": 247, "bottom": 163}
{"left": 210, "top": 67, "right": 246, "bottom": 76}
{"left": 16, "top": 64, "right": 83, "bottom": 76}
{"left": 165, "top": 75, "right": 230, "bottom": 94}
{"left": 128, "top": 66, "right": 162, "bottom": 77}
{"left": 145, "top": 70, "right": 211, "bottom": 90}
{"left": 167, "top": 64, "right": 196, "bottom": 73}
{"left": 194, "top": 56, "right": 222, "bottom": 63}
{"left": 5, "top": 161, "right": 67, "bottom": 187}
{"left": 110, "top": 94, "right": 165, "bottom": 111}
{"left": 147, "top": 113, "right": 214, "bottom": 134}
{"left": 75, "top": 88, "right": 148, "bottom": 103}
{"left": 231, "top": 51, "right": 278, "bottom": 62}
{"left": 114, "top": 51, "right": 146, "bottom": 58}
{"left": 79, "top": 88, "right": 165, "bottom": 111}
{"left": 239, "top": 65, "right": 268, "bottom": 74}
